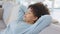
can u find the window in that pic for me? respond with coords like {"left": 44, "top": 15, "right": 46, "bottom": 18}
{"left": 54, "top": 0, "right": 60, "bottom": 8}
{"left": 43, "top": 0, "right": 60, "bottom": 23}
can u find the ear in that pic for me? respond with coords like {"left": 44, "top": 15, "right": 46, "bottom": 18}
{"left": 33, "top": 17, "right": 38, "bottom": 21}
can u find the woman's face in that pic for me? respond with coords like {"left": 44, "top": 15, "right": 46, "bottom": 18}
{"left": 23, "top": 8, "right": 38, "bottom": 23}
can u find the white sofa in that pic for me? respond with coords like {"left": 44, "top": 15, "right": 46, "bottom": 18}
{"left": 0, "top": 1, "right": 18, "bottom": 30}
{"left": 39, "top": 23, "right": 60, "bottom": 34}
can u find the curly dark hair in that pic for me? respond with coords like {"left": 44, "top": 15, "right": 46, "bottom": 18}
{"left": 28, "top": 2, "right": 50, "bottom": 19}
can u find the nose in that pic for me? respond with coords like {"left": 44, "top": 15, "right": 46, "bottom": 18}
{"left": 25, "top": 13, "right": 28, "bottom": 15}
{"left": 24, "top": 13, "right": 27, "bottom": 17}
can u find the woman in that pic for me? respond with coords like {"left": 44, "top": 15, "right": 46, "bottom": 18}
{"left": 0, "top": 2, "right": 50, "bottom": 34}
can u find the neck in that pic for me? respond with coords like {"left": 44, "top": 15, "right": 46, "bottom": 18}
{"left": 25, "top": 20, "right": 34, "bottom": 24}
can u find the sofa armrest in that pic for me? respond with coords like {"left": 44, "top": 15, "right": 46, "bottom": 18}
{"left": 39, "top": 23, "right": 60, "bottom": 34}
{"left": 0, "top": 8, "right": 3, "bottom": 20}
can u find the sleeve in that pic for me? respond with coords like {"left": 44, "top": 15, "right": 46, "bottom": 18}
{"left": 17, "top": 5, "right": 27, "bottom": 22}
{"left": 0, "top": 24, "right": 13, "bottom": 34}
{"left": 0, "top": 21, "right": 17, "bottom": 34}
{"left": 20, "top": 15, "right": 52, "bottom": 34}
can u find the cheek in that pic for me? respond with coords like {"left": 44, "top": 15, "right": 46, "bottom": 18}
{"left": 24, "top": 14, "right": 34, "bottom": 20}
{"left": 26, "top": 15, "right": 32, "bottom": 19}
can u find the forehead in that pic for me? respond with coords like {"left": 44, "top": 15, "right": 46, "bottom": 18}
{"left": 26, "top": 8, "right": 32, "bottom": 12}
{"left": 27, "top": 8, "right": 32, "bottom": 11}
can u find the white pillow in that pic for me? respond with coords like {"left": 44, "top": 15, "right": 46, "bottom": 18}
{"left": 2, "top": 1, "right": 17, "bottom": 24}
{"left": 7, "top": 5, "right": 20, "bottom": 24}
